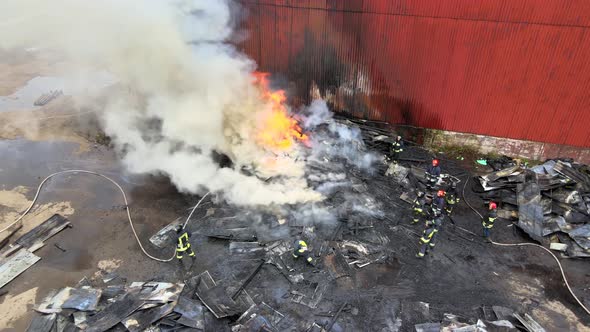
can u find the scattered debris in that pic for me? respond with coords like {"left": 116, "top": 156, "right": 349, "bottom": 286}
{"left": 36, "top": 286, "right": 102, "bottom": 313}
{"left": 229, "top": 242, "right": 264, "bottom": 255}
{"left": 148, "top": 217, "right": 182, "bottom": 248}
{"left": 513, "top": 313, "right": 546, "bottom": 332}
{"left": 34, "top": 90, "right": 63, "bottom": 106}
{"left": 231, "top": 260, "right": 265, "bottom": 300}
{"left": 173, "top": 296, "right": 204, "bottom": 329}
{"left": 234, "top": 302, "right": 284, "bottom": 331}
{"left": 53, "top": 243, "right": 66, "bottom": 252}
{"left": 0, "top": 249, "right": 40, "bottom": 289}
{"left": 475, "top": 160, "right": 590, "bottom": 257}
{"left": 326, "top": 302, "right": 347, "bottom": 331}
{"left": 30, "top": 282, "right": 187, "bottom": 332}
{"left": 26, "top": 312, "right": 56, "bottom": 332}
{"left": 195, "top": 270, "right": 254, "bottom": 319}
{"left": 1, "top": 214, "right": 70, "bottom": 258}
{"left": 121, "top": 302, "right": 175, "bottom": 332}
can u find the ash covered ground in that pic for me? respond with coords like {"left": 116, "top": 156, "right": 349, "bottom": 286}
{"left": 1, "top": 100, "right": 589, "bottom": 330}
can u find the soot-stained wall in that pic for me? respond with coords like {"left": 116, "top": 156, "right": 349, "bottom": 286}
{"left": 237, "top": 0, "right": 590, "bottom": 148}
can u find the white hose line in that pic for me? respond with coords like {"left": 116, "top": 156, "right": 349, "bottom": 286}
{"left": 0, "top": 170, "right": 208, "bottom": 263}
{"left": 461, "top": 176, "right": 590, "bottom": 316}
{"left": 182, "top": 192, "right": 210, "bottom": 230}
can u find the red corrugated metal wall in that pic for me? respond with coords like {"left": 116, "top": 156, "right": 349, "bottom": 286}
{"left": 236, "top": 0, "right": 590, "bottom": 147}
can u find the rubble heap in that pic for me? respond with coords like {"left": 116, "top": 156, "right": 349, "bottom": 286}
{"left": 475, "top": 159, "right": 590, "bottom": 257}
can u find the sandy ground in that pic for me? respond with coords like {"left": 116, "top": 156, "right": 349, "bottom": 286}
{"left": 0, "top": 49, "right": 64, "bottom": 96}
{"left": 508, "top": 275, "right": 588, "bottom": 331}
{"left": 0, "top": 185, "right": 75, "bottom": 238}
{"left": 0, "top": 141, "right": 181, "bottom": 330}
{"left": 0, "top": 287, "right": 38, "bottom": 328}
{"left": 0, "top": 50, "right": 170, "bottom": 330}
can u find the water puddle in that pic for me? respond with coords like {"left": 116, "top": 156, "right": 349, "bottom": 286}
{"left": 0, "top": 139, "right": 80, "bottom": 188}
{"left": 0, "top": 72, "right": 116, "bottom": 112}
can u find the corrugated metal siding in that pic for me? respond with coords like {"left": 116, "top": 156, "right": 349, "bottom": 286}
{"left": 237, "top": 0, "right": 590, "bottom": 147}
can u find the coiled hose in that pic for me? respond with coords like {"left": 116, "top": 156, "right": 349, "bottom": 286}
{"left": 461, "top": 176, "right": 590, "bottom": 316}
{"left": 0, "top": 170, "right": 209, "bottom": 263}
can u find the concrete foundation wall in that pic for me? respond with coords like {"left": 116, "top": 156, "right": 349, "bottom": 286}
{"left": 421, "top": 129, "right": 590, "bottom": 164}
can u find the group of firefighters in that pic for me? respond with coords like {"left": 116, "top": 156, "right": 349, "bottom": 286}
{"left": 173, "top": 134, "right": 499, "bottom": 266}
{"left": 392, "top": 139, "right": 499, "bottom": 258}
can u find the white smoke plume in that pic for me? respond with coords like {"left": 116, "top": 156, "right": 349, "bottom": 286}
{"left": 0, "top": 0, "right": 323, "bottom": 205}
{"left": 302, "top": 100, "right": 381, "bottom": 172}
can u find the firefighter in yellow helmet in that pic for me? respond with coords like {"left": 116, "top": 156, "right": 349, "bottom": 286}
{"left": 416, "top": 210, "right": 443, "bottom": 258}
{"left": 390, "top": 135, "right": 404, "bottom": 162}
{"left": 176, "top": 226, "right": 195, "bottom": 262}
{"left": 292, "top": 239, "right": 314, "bottom": 265}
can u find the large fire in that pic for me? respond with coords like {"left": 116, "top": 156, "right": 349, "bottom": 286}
{"left": 253, "top": 72, "right": 308, "bottom": 152}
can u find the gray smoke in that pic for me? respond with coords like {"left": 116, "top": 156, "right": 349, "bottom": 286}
{"left": 0, "top": 0, "right": 321, "bottom": 205}
{"left": 302, "top": 100, "right": 381, "bottom": 172}
{"left": 0, "top": 0, "right": 382, "bottom": 215}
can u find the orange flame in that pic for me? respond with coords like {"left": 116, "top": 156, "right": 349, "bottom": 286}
{"left": 253, "top": 72, "right": 308, "bottom": 151}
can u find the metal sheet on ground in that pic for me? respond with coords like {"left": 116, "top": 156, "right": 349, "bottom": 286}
{"left": 149, "top": 218, "right": 182, "bottom": 248}
{"left": 235, "top": 304, "right": 278, "bottom": 332}
{"left": 37, "top": 286, "right": 102, "bottom": 313}
{"left": 26, "top": 313, "right": 56, "bottom": 332}
{"left": 195, "top": 271, "right": 254, "bottom": 319}
{"left": 414, "top": 322, "right": 441, "bottom": 332}
{"left": 63, "top": 287, "right": 102, "bottom": 311}
{"left": 0, "top": 248, "right": 40, "bottom": 289}
{"left": 229, "top": 242, "right": 264, "bottom": 254}
{"left": 130, "top": 282, "right": 184, "bottom": 303}
{"left": 15, "top": 214, "right": 70, "bottom": 249}
{"left": 196, "top": 284, "right": 247, "bottom": 318}
{"left": 201, "top": 228, "right": 257, "bottom": 241}
{"left": 121, "top": 302, "right": 176, "bottom": 332}
{"left": 174, "top": 296, "right": 204, "bottom": 329}
{"left": 324, "top": 250, "right": 351, "bottom": 280}
{"left": 567, "top": 224, "right": 590, "bottom": 249}
{"left": 517, "top": 180, "right": 545, "bottom": 242}
{"left": 84, "top": 291, "right": 145, "bottom": 332}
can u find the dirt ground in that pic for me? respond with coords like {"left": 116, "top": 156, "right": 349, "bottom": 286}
{"left": 0, "top": 51, "right": 589, "bottom": 332}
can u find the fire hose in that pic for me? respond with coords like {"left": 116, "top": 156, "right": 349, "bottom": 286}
{"left": 0, "top": 170, "right": 209, "bottom": 263}
{"left": 461, "top": 176, "right": 590, "bottom": 316}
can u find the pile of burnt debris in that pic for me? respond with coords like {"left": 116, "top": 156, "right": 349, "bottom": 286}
{"left": 0, "top": 214, "right": 71, "bottom": 289}
{"left": 25, "top": 270, "right": 538, "bottom": 332}
{"left": 474, "top": 158, "right": 590, "bottom": 257}
{"left": 28, "top": 270, "right": 289, "bottom": 332}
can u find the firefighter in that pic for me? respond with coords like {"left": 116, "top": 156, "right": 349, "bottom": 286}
{"left": 430, "top": 210, "right": 444, "bottom": 244}
{"left": 432, "top": 190, "right": 446, "bottom": 216}
{"left": 390, "top": 135, "right": 404, "bottom": 162}
{"left": 175, "top": 226, "right": 196, "bottom": 262}
{"left": 482, "top": 202, "right": 498, "bottom": 239}
{"left": 425, "top": 159, "right": 441, "bottom": 190}
{"left": 416, "top": 210, "right": 444, "bottom": 258}
{"left": 411, "top": 191, "right": 428, "bottom": 224}
{"left": 292, "top": 240, "right": 314, "bottom": 265}
{"left": 445, "top": 182, "right": 460, "bottom": 215}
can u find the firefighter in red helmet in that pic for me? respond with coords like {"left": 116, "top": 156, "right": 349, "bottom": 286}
{"left": 432, "top": 190, "right": 446, "bottom": 216}
{"left": 482, "top": 202, "right": 498, "bottom": 239}
{"left": 425, "top": 159, "right": 441, "bottom": 190}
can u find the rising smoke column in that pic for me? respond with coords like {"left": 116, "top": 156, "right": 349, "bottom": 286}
{"left": 0, "top": 0, "right": 322, "bottom": 205}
